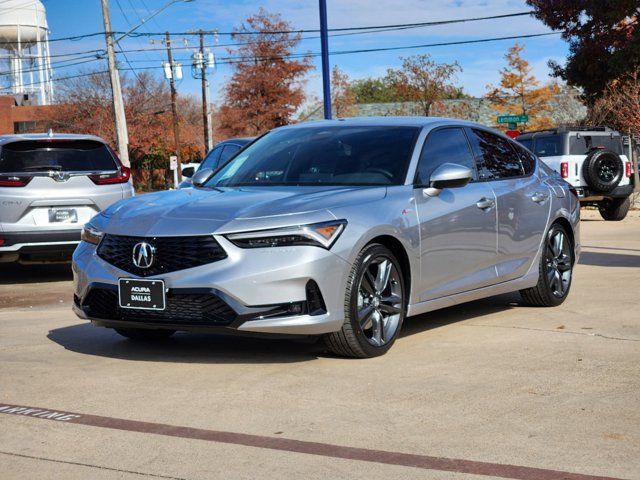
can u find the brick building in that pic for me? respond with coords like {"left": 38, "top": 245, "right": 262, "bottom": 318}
{"left": 0, "top": 95, "right": 57, "bottom": 135}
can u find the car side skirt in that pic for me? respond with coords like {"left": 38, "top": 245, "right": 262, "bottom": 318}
{"left": 406, "top": 270, "right": 538, "bottom": 318}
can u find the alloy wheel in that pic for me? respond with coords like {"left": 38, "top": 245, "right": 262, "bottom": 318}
{"left": 597, "top": 157, "right": 617, "bottom": 182}
{"left": 356, "top": 255, "right": 403, "bottom": 347}
{"left": 545, "top": 229, "right": 572, "bottom": 298}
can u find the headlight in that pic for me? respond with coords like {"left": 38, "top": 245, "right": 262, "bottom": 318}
{"left": 226, "top": 220, "right": 347, "bottom": 249}
{"left": 81, "top": 224, "right": 104, "bottom": 245}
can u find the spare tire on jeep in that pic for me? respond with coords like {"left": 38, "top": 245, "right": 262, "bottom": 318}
{"left": 582, "top": 149, "right": 624, "bottom": 193}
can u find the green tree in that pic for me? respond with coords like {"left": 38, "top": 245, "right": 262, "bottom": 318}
{"left": 486, "top": 43, "right": 558, "bottom": 130}
{"left": 384, "top": 54, "right": 461, "bottom": 116}
{"left": 218, "top": 8, "right": 313, "bottom": 137}
{"left": 331, "top": 66, "right": 357, "bottom": 117}
{"left": 527, "top": 0, "right": 640, "bottom": 103}
{"left": 350, "top": 77, "right": 400, "bottom": 103}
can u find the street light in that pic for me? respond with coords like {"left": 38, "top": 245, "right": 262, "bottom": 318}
{"left": 318, "top": 0, "right": 331, "bottom": 120}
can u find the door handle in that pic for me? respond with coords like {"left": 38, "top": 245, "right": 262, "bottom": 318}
{"left": 476, "top": 197, "right": 495, "bottom": 210}
{"left": 530, "top": 192, "right": 549, "bottom": 204}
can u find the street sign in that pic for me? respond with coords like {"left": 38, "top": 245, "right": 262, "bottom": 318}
{"left": 497, "top": 114, "right": 529, "bottom": 124}
{"left": 505, "top": 130, "right": 520, "bottom": 139}
{"left": 169, "top": 156, "right": 178, "bottom": 171}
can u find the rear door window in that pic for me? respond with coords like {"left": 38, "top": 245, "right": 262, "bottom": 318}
{"left": 569, "top": 135, "right": 623, "bottom": 155}
{"left": 415, "top": 127, "right": 476, "bottom": 185}
{"left": 513, "top": 143, "right": 537, "bottom": 175}
{"left": 468, "top": 129, "right": 524, "bottom": 180}
{"left": 0, "top": 140, "right": 118, "bottom": 173}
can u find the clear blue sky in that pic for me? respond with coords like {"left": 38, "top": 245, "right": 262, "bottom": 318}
{"left": 39, "top": 0, "right": 569, "bottom": 106}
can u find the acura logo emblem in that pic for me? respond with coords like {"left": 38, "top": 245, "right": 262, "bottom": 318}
{"left": 132, "top": 242, "right": 155, "bottom": 269}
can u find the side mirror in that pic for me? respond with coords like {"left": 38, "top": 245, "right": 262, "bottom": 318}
{"left": 192, "top": 168, "right": 214, "bottom": 187}
{"left": 182, "top": 166, "right": 195, "bottom": 178}
{"left": 422, "top": 163, "right": 472, "bottom": 197}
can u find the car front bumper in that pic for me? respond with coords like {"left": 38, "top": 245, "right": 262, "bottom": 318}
{"left": 72, "top": 236, "right": 350, "bottom": 336}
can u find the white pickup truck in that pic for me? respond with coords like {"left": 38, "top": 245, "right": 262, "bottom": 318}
{"left": 517, "top": 127, "right": 633, "bottom": 221}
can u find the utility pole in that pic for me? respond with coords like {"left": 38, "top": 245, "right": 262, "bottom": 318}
{"left": 318, "top": 0, "right": 331, "bottom": 120}
{"left": 164, "top": 32, "right": 183, "bottom": 182}
{"left": 199, "top": 31, "right": 213, "bottom": 152}
{"left": 101, "top": 0, "right": 130, "bottom": 166}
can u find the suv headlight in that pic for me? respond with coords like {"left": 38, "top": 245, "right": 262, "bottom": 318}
{"left": 226, "top": 220, "right": 347, "bottom": 249}
{"left": 81, "top": 224, "right": 104, "bottom": 245}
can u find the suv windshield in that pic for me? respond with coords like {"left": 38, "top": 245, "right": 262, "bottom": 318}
{"left": 205, "top": 126, "right": 419, "bottom": 187}
{"left": 0, "top": 140, "right": 118, "bottom": 173}
{"left": 569, "top": 135, "right": 622, "bottom": 155}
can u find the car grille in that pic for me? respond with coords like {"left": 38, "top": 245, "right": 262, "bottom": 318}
{"left": 82, "top": 288, "right": 237, "bottom": 326}
{"left": 97, "top": 234, "right": 227, "bottom": 277}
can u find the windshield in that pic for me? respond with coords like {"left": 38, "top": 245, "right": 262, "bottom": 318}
{"left": 205, "top": 126, "right": 419, "bottom": 187}
{"left": 0, "top": 140, "right": 118, "bottom": 173}
{"left": 569, "top": 135, "right": 622, "bottom": 155}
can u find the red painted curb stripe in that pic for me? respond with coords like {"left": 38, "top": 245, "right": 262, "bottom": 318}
{"left": 0, "top": 405, "right": 627, "bottom": 480}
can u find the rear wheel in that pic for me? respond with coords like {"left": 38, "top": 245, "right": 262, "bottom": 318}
{"left": 520, "top": 223, "right": 574, "bottom": 307}
{"left": 324, "top": 244, "right": 405, "bottom": 358}
{"left": 114, "top": 328, "right": 176, "bottom": 341}
{"left": 598, "top": 197, "right": 630, "bottom": 221}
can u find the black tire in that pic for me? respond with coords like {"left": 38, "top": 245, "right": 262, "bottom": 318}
{"left": 582, "top": 149, "right": 624, "bottom": 193}
{"left": 598, "top": 196, "right": 630, "bottom": 221}
{"left": 114, "top": 328, "right": 176, "bottom": 341}
{"left": 324, "top": 244, "right": 406, "bottom": 358}
{"left": 520, "top": 223, "right": 574, "bottom": 307}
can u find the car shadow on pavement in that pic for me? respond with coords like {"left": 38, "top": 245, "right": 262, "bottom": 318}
{"left": 401, "top": 292, "right": 520, "bottom": 338}
{"left": 47, "top": 322, "right": 325, "bottom": 364}
{"left": 0, "top": 263, "right": 73, "bottom": 284}
{"left": 578, "top": 250, "right": 640, "bottom": 268}
{"left": 48, "top": 293, "right": 521, "bottom": 363}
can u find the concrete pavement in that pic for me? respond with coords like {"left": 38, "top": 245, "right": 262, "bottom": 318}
{"left": 1, "top": 209, "right": 639, "bottom": 479}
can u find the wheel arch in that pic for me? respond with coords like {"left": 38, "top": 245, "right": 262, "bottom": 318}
{"left": 550, "top": 216, "right": 575, "bottom": 261}
{"left": 366, "top": 235, "right": 412, "bottom": 305}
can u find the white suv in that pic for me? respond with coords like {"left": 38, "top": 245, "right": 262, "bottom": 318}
{"left": 517, "top": 127, "right": 633, "bottom": 221}
{"left": 0, "top": 133, "right": 134, "bottom": 263}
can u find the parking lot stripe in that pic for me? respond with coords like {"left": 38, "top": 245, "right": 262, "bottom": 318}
{"left": 0, "top": 404, "right": 627, "bottom": 480}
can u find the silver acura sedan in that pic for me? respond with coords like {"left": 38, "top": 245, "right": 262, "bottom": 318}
{"left": 73, "top": 118, "right": 580, "bottom": 358}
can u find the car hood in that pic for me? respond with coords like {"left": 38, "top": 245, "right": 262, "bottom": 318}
{"left": 100, "top": 185, "right": 386, "bottom": 237}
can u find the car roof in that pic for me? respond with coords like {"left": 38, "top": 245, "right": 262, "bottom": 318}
{"left": 0, "top": 133, "right": 108, "bottom": 146}
{"left": 518, "top": 126, "right": 620, "bottom": 139}
{"left": 282, "top": 116, "right": 481, "bottom": 129}
{"left": 218, "top": 137, "right": 254, "bottom": 145}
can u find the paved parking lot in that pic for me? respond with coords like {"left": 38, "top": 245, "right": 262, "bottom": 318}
{"left": 1, "top": 209, "right": 639, "bottom": 480}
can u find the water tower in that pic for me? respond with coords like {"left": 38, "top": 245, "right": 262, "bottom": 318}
{"left": 0, "top": 0, "right": 54, "bottom": 105}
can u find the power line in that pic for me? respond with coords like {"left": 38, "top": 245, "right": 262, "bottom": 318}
{"left": 0, "top": 11, "right": 536, "bottom": 46}
{"left": 0, "top": 31, "right": 561, "bottom": 91}
{"left": 1, "top": 10, "right": 541, "bottom": 60}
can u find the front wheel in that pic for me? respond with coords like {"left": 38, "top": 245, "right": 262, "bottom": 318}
{"left": 598, "top": 197, "right": 630, "bottom": 221}
{"left": 324, "top": 244, "right": 406, "bottom": 358}
{"left": 520, "top": 223, "right": 574, "bottom": 307}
